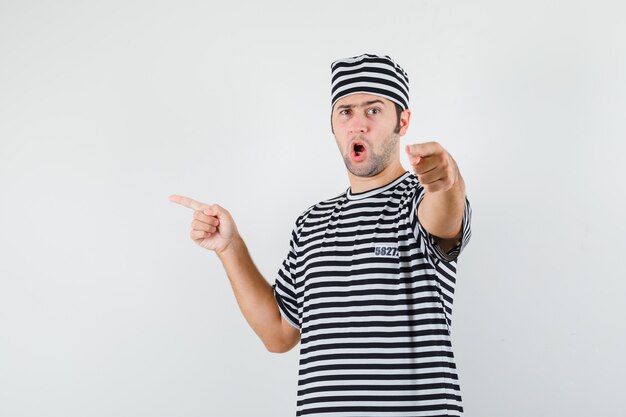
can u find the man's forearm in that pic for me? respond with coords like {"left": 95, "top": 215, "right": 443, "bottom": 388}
{"left": 216, "top": 236, "right": 289, "bottom": 351}
{"left": 418, "top": 175, "right": 466, "bottom": 246}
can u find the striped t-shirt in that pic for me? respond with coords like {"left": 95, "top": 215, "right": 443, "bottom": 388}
{"left": 273, "top": 171, "right": 472, "bottom": 417}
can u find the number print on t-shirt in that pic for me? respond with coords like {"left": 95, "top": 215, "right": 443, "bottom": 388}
{"left": 373, "top": 245, "right": 399, "bottom": 257}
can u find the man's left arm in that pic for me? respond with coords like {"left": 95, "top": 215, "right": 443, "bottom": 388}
{"left": 406, "top": 142, "right": 466, "bottom": 254}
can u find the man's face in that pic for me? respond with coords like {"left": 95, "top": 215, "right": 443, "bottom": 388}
{"left": 331, "top": 93, "right": 409, "bottom": 178}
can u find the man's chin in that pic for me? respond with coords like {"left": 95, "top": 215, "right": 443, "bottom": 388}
{"left": 345, "top": 161, "right": 383, "bottom": 178}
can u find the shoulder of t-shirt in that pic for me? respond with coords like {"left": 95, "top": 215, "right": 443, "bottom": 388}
{"left": 392, "top": 172, "right": 423, "bottom": 202}
{"left": 291, "top": 191, "right": 346, "bottom": 240}
{"left": 403, "top": 171, "right": 422, "bottom": 185}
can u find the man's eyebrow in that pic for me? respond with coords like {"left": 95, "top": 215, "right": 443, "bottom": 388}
{"left": 336, "top": 99, "right": 386, "bottom": 110}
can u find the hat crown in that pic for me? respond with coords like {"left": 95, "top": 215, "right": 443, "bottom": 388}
{"left": 330, "top": 53, "right": 409, "bottom": 110}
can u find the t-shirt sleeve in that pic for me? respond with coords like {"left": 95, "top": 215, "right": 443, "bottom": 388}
{"left": 272, "top": 227, "right": 301, "bottom": 330}
{"left": 410, "top": 183, "right": 472, "bottom": 264}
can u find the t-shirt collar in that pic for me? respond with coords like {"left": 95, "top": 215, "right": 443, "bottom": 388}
{"left": 346, "top": 171, "right": 411, "bottom": 201}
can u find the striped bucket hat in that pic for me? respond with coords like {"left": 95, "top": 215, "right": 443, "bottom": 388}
{"left": 331, "top": 53, "right": 410, "bottom": 110}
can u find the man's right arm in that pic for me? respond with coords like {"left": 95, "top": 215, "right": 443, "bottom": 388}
{"left": 217, "top": 236, "right": 300, "bottom": 353}
{"left": 169, "top": 194, "right": 300, "bottom": 353}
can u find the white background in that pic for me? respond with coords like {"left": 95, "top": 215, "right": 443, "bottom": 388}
{"left": 1, "top": 1, "right": 625, "bottom": 416}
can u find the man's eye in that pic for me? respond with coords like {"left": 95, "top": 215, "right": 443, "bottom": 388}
{"left": 339, "top": 109, "right": 350, "bottom": 116}
{"left": 368, "top": 108, "right": 381, "bottom": 115}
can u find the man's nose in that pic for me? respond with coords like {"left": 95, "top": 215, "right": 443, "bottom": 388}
{"left": 348, "top": 114, "right": 369, "bottom": 134}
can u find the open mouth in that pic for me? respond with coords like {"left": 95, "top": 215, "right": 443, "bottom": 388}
{"left": 350, "top": 141, "right": 367, "bottom": 161}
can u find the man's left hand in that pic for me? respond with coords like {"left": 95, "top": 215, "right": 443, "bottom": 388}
{"left": 405, "top": 142, "right": 460, "bottom": 193}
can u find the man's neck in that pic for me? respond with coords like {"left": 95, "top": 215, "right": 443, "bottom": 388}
{"left": 347, "top": 162, "right": 407, "bottom": 194}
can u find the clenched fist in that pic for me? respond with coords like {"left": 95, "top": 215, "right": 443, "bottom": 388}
{"left": 405, "top": 141, "right": 460, "bottom": 193}
{"left": 168, "top": 195, "right": 240, "bottom": 254}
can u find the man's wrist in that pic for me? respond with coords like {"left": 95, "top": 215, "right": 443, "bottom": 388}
{"left": 216, "top": 235, "right": 245, "bottom": 262}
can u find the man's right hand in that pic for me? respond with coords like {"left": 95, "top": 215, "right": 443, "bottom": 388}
{"left": 169, "top": 195, "right": 240, "bottom": 254}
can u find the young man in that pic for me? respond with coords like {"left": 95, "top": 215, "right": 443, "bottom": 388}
{"left": 170, "top": 54, "right": 472, "bottom": 416}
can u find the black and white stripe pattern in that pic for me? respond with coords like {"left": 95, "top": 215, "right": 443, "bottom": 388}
{"left": 273, "top": 171, "right": 472, "bottom": 416}
{"left": 331, "top": 54, "right": 410, "bottom": 110}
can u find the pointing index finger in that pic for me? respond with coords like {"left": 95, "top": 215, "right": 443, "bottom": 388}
{"left": 405, "top": 142, "right": 441, "bottom": 158}
{"left": 168, "top": 194, "right": 209, "bottom": 211}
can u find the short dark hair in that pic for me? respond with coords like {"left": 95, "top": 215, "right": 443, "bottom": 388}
{"left": 392, "top": 102, "right": 402, "bottom": 134}
{"left": 330, "top": 102, "right": 404, "bottom": 134}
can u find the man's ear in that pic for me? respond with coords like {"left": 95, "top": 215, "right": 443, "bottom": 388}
{"left": 398, "top": 109, "right": 411, "bottom": 136}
